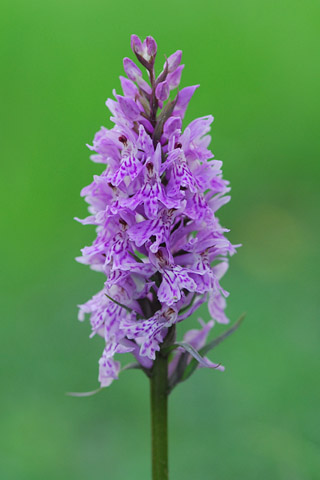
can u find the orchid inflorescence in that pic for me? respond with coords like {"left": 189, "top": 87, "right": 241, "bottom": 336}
{"left": 76, "top": 34, "right": 239, "bottom": 391}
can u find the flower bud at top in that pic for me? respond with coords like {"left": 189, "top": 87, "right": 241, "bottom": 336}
{"left": 145, "top": 36, "right": 157, "bottom": 58}
{"left": 131, "top": 34, "right": 143, "bottom": 55}
{"left": 131, "top": 34, "right": 157, "bottom": 63}
{"left": 123, "top": 57, "right": 142, "bottom": 81}
{"left": 155, "top": 81, "right": 170, "bottom": 101}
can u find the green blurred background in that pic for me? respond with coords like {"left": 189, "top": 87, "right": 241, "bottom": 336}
{"left": 1, "top": 0, "right": 319, "bottom": 478}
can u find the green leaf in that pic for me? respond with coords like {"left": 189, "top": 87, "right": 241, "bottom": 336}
{"left": 66, "top": 388, "right": 102, "bottom": 397}
{"left": 181, "top": 313, "right": 245, "bottom": 382}
{"left": 200, "top": 313, "right": 245, "bottom": 356}
{"left": 121, "top": 362, "right": 142, "bottom": 372}
{"left": 121, "top": 361, "right": 152, "bottom": 378}
{"left": 105, "top": 294, "right": 133, "bottom": 314}
{"left": 168, "top": 313, "right": 245, "bottom": 391}
{"left": 128, "top": 251, "right": 144, "bottom": 263}
{"left": 162, "top": 343, "right": 180, "bottom": 356}
{"left": 174, "top": 342, "right": 212, "bottom": 368}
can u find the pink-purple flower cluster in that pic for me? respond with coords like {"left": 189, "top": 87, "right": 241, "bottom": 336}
{"left": 76, "top": 35, "right": 238, "bottom": 388}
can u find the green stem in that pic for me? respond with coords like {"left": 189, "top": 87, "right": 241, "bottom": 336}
{"left": 150, "top": 351, "right": 169, "bottom": 480}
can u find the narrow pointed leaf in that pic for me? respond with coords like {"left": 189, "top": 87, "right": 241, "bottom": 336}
{"left": 105, "top": 294, "right": 133, "bottom": 313}
{"left": 66, "top": 388, "right": 102, "bottom": 397}
{"left": 128, "top": 251, "right": 144, "bottom": 263}
{"left": 174, "top": 342, "right": 211, "bottom": 368}
{"left": 181, "top": 314, "right": 245, "bottom": 382}
{"left": 200, "top": 313, "right": 245, "bottom": 356}
{"left": 122, "top": 361, "right": 152, "bottom": 378}
{"left": 121, "top": 362, "right": 142, "bottom": 372}
{"left": 168, "top": 314, "right": 246, "bottom": 391}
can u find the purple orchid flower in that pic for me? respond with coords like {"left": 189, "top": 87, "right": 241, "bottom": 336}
{"left": 76, "top": 34, "right": 239, "bottom": 389}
